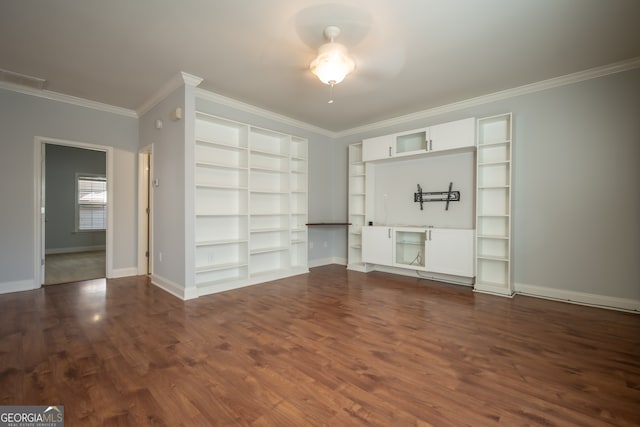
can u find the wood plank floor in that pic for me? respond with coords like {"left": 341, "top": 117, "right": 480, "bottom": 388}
{"left": 0, "top": 265, "right": 638, "bottom": 426}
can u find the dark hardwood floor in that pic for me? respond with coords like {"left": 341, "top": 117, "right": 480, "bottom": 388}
{"left": 0, "top": 265, "right": 638, "bottom": 426}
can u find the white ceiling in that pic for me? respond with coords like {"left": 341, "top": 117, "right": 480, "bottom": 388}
{"left": 1, "top": 0, "right": 639, "bottom": 132}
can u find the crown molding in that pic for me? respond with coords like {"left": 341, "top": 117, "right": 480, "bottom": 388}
{"left": 2, "top": 58, "right": 637, "bottom": 137}
{"left": 335, "top": 56, "right": 640, "bottom": 138}
{"left": 0, "top": 81, "right": 137, "bottom": 118}
{"left": 194, "top": 88, "right": 336, "bottom": 138}
{"left": 181, "top": 72, "right": 204, "bottom": 87}
{"left": 136, "top": 71, "right": 204, "bottom": 116}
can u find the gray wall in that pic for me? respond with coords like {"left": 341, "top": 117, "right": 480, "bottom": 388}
{"left": 335, "top": 68, "right": 640, "bottom": 303}
{"left": 0, "top": 89, "right": 139, "bottom": 292}
{"left": 2, "top": 66, "right": 637, "bottom": 306}
{"left": 139, "top": 86, "right": 187, "bottom": 292}
{"left": 45, "top": 144, "right": 106, "bottom": 252}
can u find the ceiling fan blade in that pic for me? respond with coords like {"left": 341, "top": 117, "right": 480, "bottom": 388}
{"left": 293, "top": 3, "right": 372, "bottom": 48}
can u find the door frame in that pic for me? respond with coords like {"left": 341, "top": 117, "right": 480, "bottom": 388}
{"left": 34, "top": 137, "right": 114, "bottom": 286}
{"left": 137, "top": 145, "right": 154, "bottom": 275}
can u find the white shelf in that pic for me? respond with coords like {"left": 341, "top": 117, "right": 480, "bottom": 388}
{"left": 196, "top": 262, "right": 249, "bottom": 273}
{"left": 196, "top": 212, "right": 248, "bottom": 217}
{"left": 347, "top": 142, "right": 367, "bottom": 271}
{"left": 195, "top": 111, "right": 306, "bottom": 294}
{"left": 251, "top": 166, "right": 288, "bottom": 173}
{"left": 476, "top": 113, "right": 512, "bottom": 295}
{"left": 478, "top": 140, "right": 510, "bottom": 147}
{"left": 250, "top": 227, "right": 288, "bottom": 233}
{"left": 196, "top": 160, "right": 248, "bottom": 170}
{"left": 250, "top": 246, "right": 289, "bottom": 255}
{"left": 196, "top": 239, "right": 248, "bottom": 247}
{"left": 251, "top": 189, "right": 289, "bottom": 194}
{"left": 196, "top": 138, "right": 247, "bottom": 150}
{"left": 196, "top": 183, "right": 248, "bottom": 190}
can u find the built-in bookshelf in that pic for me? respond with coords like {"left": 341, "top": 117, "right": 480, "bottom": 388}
{"left": 475, "top": 113, "right": 513, "bottom": 295}
{"left": 194, "top": 112, "right": 308, "bottom": 295}
{"left": 347, "top": 143, "right": 368, "bottom": 271}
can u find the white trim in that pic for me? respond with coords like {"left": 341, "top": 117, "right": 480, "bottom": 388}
{"left": 45, "top": 245, "right": 105, "bottom": 255}
{"left": 515, "top": 282, "right": 640, "bottom": 313}
{"left": 0, "top": 279, "right": 37, "bottom": 294}
{"left": 151, "top": 273, "right": 187, "bottom": 300}
{"left": 111, "top": 267, "right": 139, "bottom": 278}
{"left": 474, "top": 284, "right": 515, "bottom": 298}
{"left": 0, "top": 81, "right": 137, "bottom": 118}
{"left": 335, "top": 56, "right": 640, "bottom": 138}
{"left": 308, "top": 257, "right": 347, "bottom": 268}
{"left": 137, "top": 146, "right": 153, "bottom": 276}
{"left": 195, "top": 87, "right": 335, "bottom": 138}
{"left": 137, "top": 71, "right": 203, "bottom": 116}
{"left": 3, "top": 58, "right": 638, "bottom": 137}
{"left": 196, "top": 267, "right": 309, "bottom": 298}
{"left": 35, "top": 137, "right": 114, "bottom": 285}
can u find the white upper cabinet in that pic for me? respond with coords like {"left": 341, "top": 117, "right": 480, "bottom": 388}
{"left": 362, "top": 117, "right": 475, "bottom": 162}
{"left": 362, "top": 134, "right": 394, "bottom": 161}
{"left": 429, "top": 117, "right": 475, "bottom": 153}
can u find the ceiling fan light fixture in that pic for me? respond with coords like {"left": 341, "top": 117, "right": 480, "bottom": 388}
{"left": 310, "top": 26, "right": 355, "bottom": 86}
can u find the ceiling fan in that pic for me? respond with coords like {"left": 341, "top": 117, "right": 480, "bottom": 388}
{"left": 309, "top": 25, "right": 356, "bottom": 103}
{"left": 263, "top": 4, "right": 405, "bottom": 102}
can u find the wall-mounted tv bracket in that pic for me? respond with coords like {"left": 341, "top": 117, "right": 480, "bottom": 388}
{"left": 414, "top": 182, "right": 460, "bottom": 211}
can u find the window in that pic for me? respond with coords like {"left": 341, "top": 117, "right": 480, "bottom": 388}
{"left": 77, "top": 175, "right": 107, "bottom": 231}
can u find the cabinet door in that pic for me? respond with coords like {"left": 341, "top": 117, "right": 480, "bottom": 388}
{"left": 362, "top": 226, "right": 393, "bottom": 265}
{"left": 426, "top": 229, "right": 474, "bottom": 277}
{"left": 362, "top": 135, "right": 392, "bottom": 162}
{"left": 394, "top": 128, "right": 428, "bottom": 157}
{"left": 429, "top": 117, "right": 475, "bottom": 152}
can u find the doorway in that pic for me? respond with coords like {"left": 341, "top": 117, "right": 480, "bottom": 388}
{"left": 137, "top": 147, "right": 153, "bottom": 276}
{"left": 35, "top": 138, "right": 114, "bottom": 286}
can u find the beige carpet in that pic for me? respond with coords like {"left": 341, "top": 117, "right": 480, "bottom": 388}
{"left": 45, "top": 250, "right": 106, "bottom": 285}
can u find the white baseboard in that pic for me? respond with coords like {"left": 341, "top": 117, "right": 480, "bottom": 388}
{"left": 196, "top": 267, "right": 309, "bottom": 298}
{"left": 515, "top": 282, "right": 640, "bottom": 313}
{"left": 110, "top": 267, "right": 138, "bottom": 279}
{"left": 308, "top": 257, "right": 347, "bottom": 268}
{"left": 151, "top": 274, "right": 187, "bottom": 300}
{"left": 45, "top": 245, "right": 106, "bottom": 255}
{"left": 0, "top": 279, "right": 38, "bottom": 295}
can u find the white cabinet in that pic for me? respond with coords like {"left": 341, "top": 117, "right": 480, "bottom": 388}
{"left": 395, "top": 228, "right": 427, "bottom": 270}
{"left": 362, "top": 128, "right": 428, "bottom": 161}
{"left": 361, "top": 117, "right": 474, "bottom": 162}
{"left": 429, "top": 117, "right": 475, "bottom": 153}
{"left": 475, "top": 113, "right": 512, "bottom": 296}
{"left": 425, "top": 228, "right": 474, "bottom": 277}
{"left": 362, "top": 226, "right": 393, "bottom": 265}
{"left": 194, "top": 111, "right": 308, "bottom": 295}
{"left": 362, "top": 135, "right": 394, "bottom": 162}
{"left": 362, "top": 226, "right": 474, "bottom": 278}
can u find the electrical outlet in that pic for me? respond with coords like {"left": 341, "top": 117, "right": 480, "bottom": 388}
{"left": 158, "top": 252, "right": 163, "bottom": 262}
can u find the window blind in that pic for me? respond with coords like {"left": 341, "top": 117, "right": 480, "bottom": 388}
{"left": 78, "top": 176, "right": 107, "bottom": 230}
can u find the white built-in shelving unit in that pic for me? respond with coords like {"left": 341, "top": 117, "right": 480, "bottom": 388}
{"left": 194, "top": 112, "right": 308, "bottom": 295}
{"left": 475, "top": 113, "right": 513, "bottom": 295}
{"left": 347, "top": 143, "right": 368, "bottom": 271}
{"left": 350, "top": 114, "right": 514, "bottom": 293}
